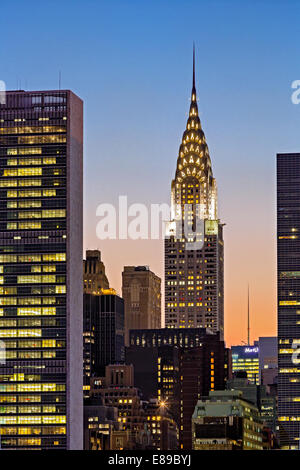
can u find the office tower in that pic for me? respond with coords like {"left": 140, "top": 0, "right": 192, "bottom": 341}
{"left": 83, "top": 292, "right": 124, "bottom": 387}
{"left": 192, "top": 390, "right": 263, "bottom": 450}
{"left": 258, "top": 336, "right": 278, "bottom": 385}
{"left": 0, "top": 90, "right": 83, "bottom": 449}
{"left": 165, "top": 48, "right": 224, "bottom": 336}
{"left": 122, "top": 266, "right": 161, "bottom": 346}
{"left": 127, "top": 327, "right": 231, "bottom": 430}
{"left": 127, "top": 328, "right": 227, "bottom": 449}
{"left": 226, "top": 373, "right": 277, "bottom": 436}
{"left": 179, "top": 335, "right": 226, "bottom": 449}
{"left": 277, "top": 153, "right": 300, "bottom": 449}
{"left": 231, "top": 344, "right": 260, "bottom": 385}
{"left": 83, "top": 249, "right": 109, "bottom": 294}
{"left": 126, "top": 345, "right": 180, "bottom": 423}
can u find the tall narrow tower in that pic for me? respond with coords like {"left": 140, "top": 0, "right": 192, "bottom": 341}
{"left": 277, "top": 153, "right": 300, "bottom": 449}
{"left": 165, "top": 49, "right": 224, "bottom": 338}
{"left": 0, "top": 90, "right": 83, "bottom": 449}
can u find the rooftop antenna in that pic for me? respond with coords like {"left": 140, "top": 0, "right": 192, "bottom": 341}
{"left": 192, "top": 42, "right": 195, "bottom": 90}
{"left": 59, "top": 71, "right": 61, "bottom": 90}
{"left": 247, "top": 284, "right": 250, "bottom": 345}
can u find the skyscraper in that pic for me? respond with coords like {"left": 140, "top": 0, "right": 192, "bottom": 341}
{"left": 192, "top": 390, "right": 263, "bottom": 450}
{"left": 83, "top": 249, "right": 109, "bottom": 294}
{"left": 122, "top": 266, "right": 161, "bottom": 346}
{"left": 0, "top": 90, "right": 83, "bottom": 449}
{"left": 231, "top": 344, "right": 260, "bottom": 385}
{"left": 83, "top": 291, "right": 125, "bottom": 385}
{"left": 165, "top": 49, "right": 224, "bottom": 337}
{"left": 126, "top": 327, "right": 230, "bottom": 447}
{"left": 277, "top": 153, "right": 300, "bottom": 449}
{"left": 179, "top": 334, "right": 227, "bottom": 449}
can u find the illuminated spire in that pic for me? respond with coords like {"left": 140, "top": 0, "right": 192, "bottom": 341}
{"left": 192, "top": 42, "right": 196, "bottom": 91}
{"left": 171, "top": 46, "right": 217, "bottom": 220}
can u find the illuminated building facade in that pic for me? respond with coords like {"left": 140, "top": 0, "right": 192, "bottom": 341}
{"left": 0, "top": 90, "right": 83, "bottom": 449}
{"left": 277, "top": 153, "right": 300, "bottom": 449}
{"left": 122, "top": 266, "right": 161, "bottom": 346}
{"left": 129, "top": 326, "right": 214, "bottom": 348}
{"left": 179, "top": 335, "right": 227, "bottom": 449}
{"left": 192, "top": 390, "right": 263, "bottom": 450}
{"left": 127, "top": 328, "right": 230, "bottom": 434}
{"left": 165, "top": 49, "right": 224, "bottom": 337}
{"left": 89, "top": 364, "right": 145, "bottom": 437}
{"left": 231, "top": 345, "right": 260, "bottom": 385}
{"left": 83, "top": 397, "right": 118, "bottom": 450}
{"left": 143, "top": 399, "right": 178, "bottom": 450}
{"left": 83, "top": 249, "right": 109, "bottom": 294}
{"left": 126, "top": 345, "right": 180, "bottom": 424}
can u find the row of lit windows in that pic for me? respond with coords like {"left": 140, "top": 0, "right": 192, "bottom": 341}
{"left": 279, "top": 339, "right": 300, "bottom": 344}
{"left": 0, "top": 373, "right": 40, "bottom": 382}
{"left": 0, "top": 179, "right": 66, "bottom": 188}
{"left": 279, "top": 300, "right": 300, "bottom": 306}
{"left": 0, "top": 178, "right": 61, "bottom": 188}
{"left": 7, "top": 189, "right": 57, "bottom": 198}
{"left": 0, "top": 329, "right": 60, "bottom": 338}
{"left": 0, "top": 318, "right": 57, "bottom": 327}
{"left": 3, "top": 168, "right": 42, "bottom": 177}
{"left": 0, "top": 394, "right": 63, "bottom": 403}
{"left": 0, "top": 426, "right": 66, "bottom": 435}
{"left": 0, "top": 289, "right": 66, "bottom": 299}
{"left": 0, "top": 275, "right": 64, "bottom": 285}
{"left": 0, "top": 296, "right": 58, "bottom": 306}
{"left": 6, "top": 157, "right": 57, "bottom": 166}
{"left": 3, "top": 168, "right": 64, "bottom": 177}
{"left": 0, "top": 254, "right": 66, "bottom": 263}
{"left": 278, "top": 416, "right": 300, "bottom": 422}
{"left": 0, "top": 329, "right": 43, "bottom": 337}
{"left": 0, "top": 384, "right": 65, "bottom": 393}
{"left": 7, "top": 200, "right": 46, "bottom": 208}
{"left": 0, "top": 135, "right": 66, "bottom": 145}
{"left": 7, "top": 147, "right": 42, "bottom": 155}
{"left": 0, "top": 405, "right": 59, "bottom": 413}
{"left": 6, "top": 222, "right": 64, "bottom": 230}
{"left": 1, "top": 339, "right": 62, "bottom": 348}
{"left": 6, "top": 209, "right": 66, "bottom": 218}
{"left": 2, "top": 351, "right": 57, "bottom": 359}
{"left": 0, "top": 415, "right": 66, "bottom": 425}
{"left": 0, "top": 126, "right": 65, "bottom": 135}
{"left": 0, "top": 266, "right": 58, "bottom": 277}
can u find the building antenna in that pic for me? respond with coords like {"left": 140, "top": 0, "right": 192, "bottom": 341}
{"left": 247, "top": 284, "right": 250, "bottom": 345}
{"left": 192, "top": 42, "right": 195, "bottom": 90}
{"left": 59, "top": 71, "right": 61, "bottom": 90}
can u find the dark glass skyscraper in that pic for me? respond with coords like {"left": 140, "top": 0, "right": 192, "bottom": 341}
{"left": 277, "top": 153, "right": 300, "bottom": 449}
{"left": 83, "top": 292, "right": 124, "bottom": 386}
{"left": 0, "top": 90, "right": 83, "bottom": 449}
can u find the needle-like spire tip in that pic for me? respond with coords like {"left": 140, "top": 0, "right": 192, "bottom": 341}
{"left": 193, "top": 42, "right": 196, "bottom": 90}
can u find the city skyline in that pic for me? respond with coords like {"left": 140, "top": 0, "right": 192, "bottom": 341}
{"left": 2, "top": 0, "right": 300, "bottom": 347}
{"left": 1, "top": 0, "right": 299, "bottom": 454}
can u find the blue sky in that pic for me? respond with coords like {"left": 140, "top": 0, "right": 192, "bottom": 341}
{"left": 1, "top": 0, "right": 300, "bottom": 342}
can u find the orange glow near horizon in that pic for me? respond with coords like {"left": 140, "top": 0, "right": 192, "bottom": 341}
{"left": 84, "top": 214, "right": 277, "bottom": 348}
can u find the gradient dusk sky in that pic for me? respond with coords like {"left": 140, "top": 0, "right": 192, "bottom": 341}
{"left": 1, "top": 0, "right": 300, "bottom": 346}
